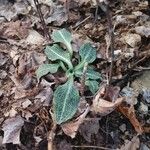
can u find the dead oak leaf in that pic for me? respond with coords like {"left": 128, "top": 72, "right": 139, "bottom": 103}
{"left": 2, "top": 116, "right": 24, "bottom": 144}
{"left": 91, "top": 86, "right": 124, "bottom": 116}
{"left": 61, "top": 105, "right": 90, "bottom": 138}
{"left": 118, "top": 104, "right": 143, "bottom": 134}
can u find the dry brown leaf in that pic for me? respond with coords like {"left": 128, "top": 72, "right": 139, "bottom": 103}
{"left": 124, "top": 33, "right": 141, "bottom": 48}
{"left": 91, "top": 85, "right": 124, "bottom": 116}
{"left": 25, "top": 30, "right": 45, "bottom": 45}
{"left": 135, "top": 26, "right": 150, "bottom": 38}
{"left": 118, "top": 104, "right": 143, "bottom": 134}
{"left": 2, "top": 116, "right": 24, "bottom": 144}
{"left": 61, "top": 105, "right": 90, "bottom": 138}
{"left": 3, "top": 21, "right": 29, "bottom": 39}
{"left": 91, "top": 97, "right": 124, "bottom": 115}
{"left": 119, "top": 135, "right": 140, "bottom": 150}
{"left": 79, "top": 118, "right": 100, "bottom": 142}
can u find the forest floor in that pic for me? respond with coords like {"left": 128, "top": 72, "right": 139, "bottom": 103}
{"left": 0, "top": 0, "right": 150, "bottom": 150}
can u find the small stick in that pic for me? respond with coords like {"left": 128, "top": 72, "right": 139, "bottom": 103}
{"left": 80, "top": 63, "right": 88, "bottom": 96}
{"left": 98, "top": 0, "right": 115, "bottom": 85}
{"left": 47, "top": 123, "right": 56, "bottom": 150}
{"left": 34, "top": 0, "right": 51, "bottom": 41}
{"left": 48, "top": 111, "right": 57, "bottom": 150}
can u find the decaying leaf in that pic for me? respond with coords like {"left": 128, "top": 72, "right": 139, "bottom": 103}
{"left": 135, "top": 26, "right": 150, "bottom": 38}
{"left": 124, "top": 33, "right": 141, "bottom": 47}
{"left": 118, "top": 105, "right": 143, "bottom": 134}
{"left": 79, "top": 118, "right": 100, "bottom": 142}
{"left": 2, "top": 116, "right": 24, "bottom": 144}
{"left": 35, "top": 86, "right": 53, "bottom": 106}
{"left": 119, "top": 135, "right": 140, "bottom": 150}
{"left": 0, "top": 1, "right": 30, "bottom": 21}
{"left": 61, "top": 105, "right": 90, "bottom": 138}
{"left": 91, "top": 85, "right": 124, "bottom": 116}
{"left": 46, "top": 5, "right": 68, "bottom": 26}
{"left": 26, "top": 30, "right": 45, "bottom": 45}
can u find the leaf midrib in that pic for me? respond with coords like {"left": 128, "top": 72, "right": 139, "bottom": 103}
{"left": 50, "top": 46, "right": 72, "bottom": 68}
{"left": 82, "top": 46, "right": 92, "bottom": 62}
{"left": 59, "top": 80, "right": 72, "bottom": 123}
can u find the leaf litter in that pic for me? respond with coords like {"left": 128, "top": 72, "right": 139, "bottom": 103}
{"left": 0, "top": 0, "right": 150, "bottom": 149}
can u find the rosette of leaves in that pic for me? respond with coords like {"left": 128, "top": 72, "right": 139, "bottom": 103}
{"left": 36, "top": 29, "right": 101, "bottom": 124}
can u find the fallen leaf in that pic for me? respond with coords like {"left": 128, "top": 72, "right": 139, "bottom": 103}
{"left": 91, "top": 85, "right": 124, "bottom": 116}
{"left": 26, "top": 30, "right": 45, "bottom": 45}
{"left": 118, "top": 105, "right": 143, "bottom": 134}
{"left": 79, "top": 118, "right": 100, "bottom": 142}
{"left": 61, "top": 105, "right": 90, "bottom": 138}
{"left": 22, "top": 99, "right": 32, "bottom": 108}
{"left": 124, "top": 33, "right": 141, "bottom": 47}
{"left": 2, "top": 21, "right": 29, "bottom": 39}
{"left": 135, "top": 26, "right": 150, "bottom": 38}
{"left": 46, "top": 5, "right": 68, "bottom": 26}
{"left": 35, "top": 86, "right": 53, "bottom": 106}
{"left": 0, "top": 1, "right": 30, "bottom": 21}
{"left": 2, "top": 116, "right": 24, "bottom": 144}
{"left": 119, "top": 135, "right": 140, "bottom": 150}
{"left": 0, "top": 52, "right": 8, "bottom": 66}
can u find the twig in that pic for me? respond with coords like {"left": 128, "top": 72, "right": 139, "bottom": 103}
{"left": 80, "top": 63, "right": 88, "bottom": 96}
{"left": 98, "top": 0, "right": 115, "bottom": 85}
{"left": 34, "top": 0, "right": 51, "bottom": 41}
{"left": 72, "top": 15, "right": 91, "bottom": 30}
{"left": 71, "top": 145, "right": 115, "bottom": 150}
{"left": 47, "top": 123, "right": 56, "bottom": 150}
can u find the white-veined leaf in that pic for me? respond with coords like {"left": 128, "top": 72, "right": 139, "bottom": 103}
{"left": 74, "top": 67, "right": 101, "bottom": 80}
{"left": 51, "top": 29, "right": 73, "bottom": 55}
{"left": 36, "top": 63, "right": 59, "bottom": 80}
{"left": 79, "top": 43, "right": 96, "bottom": 64}
{"left": 54, "top": 77, "right": 80, "bottom": 124}
{"left": 85, "top": 80, "right": 99, "bottom": 94}
{"left": 45, "top": 44, "right": 73, "bottom": 69}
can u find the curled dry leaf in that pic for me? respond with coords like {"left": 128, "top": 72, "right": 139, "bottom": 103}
{"left": 91, "top": 85, "right": 124, "bottom": 116}
{"left": 118, "top": 105, "right": 143, "bottom": 134}
{"left": 61, "top": 105, "right": 90, "bottom": 138}
{"left": 2, "top": 116, "right": 24, "bottom": 144}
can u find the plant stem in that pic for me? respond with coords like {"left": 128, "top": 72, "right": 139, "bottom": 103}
{"left": 74, "top": 60, "right": 85, "bottom": 71}
{"left": 98, "top": 0, "right": 114, "bottom": 85}
{"left": 34, "top": 0, "right": 51, "bottom": 41}
{"left": 80, "top": 63, "right": 88, "bottom": 96}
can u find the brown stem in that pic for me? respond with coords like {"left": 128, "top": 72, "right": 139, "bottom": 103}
{"left": 80, "top": 63, "right": 88, "bottom": 96}
{"left": 34, "top": 0, "right": 51, "bottom": 41}
{"left": 98, "top": 0, "right": 114, "bottom": 85}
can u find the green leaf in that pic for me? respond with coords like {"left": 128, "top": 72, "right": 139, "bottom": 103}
{"left": 74, "top": 67, "right": 101, "bottom": 80}
{"left": 51, "top": 29, "right": 73, "bottom": 56}
{"left": 75, "top": 43, "right": 97, "bottom": 70}
{"left": 36, "top": 63, "right": 59, "bottom": 80}
{"left": 85, "top": 80, "right": 99, "bottom": 94}
{"left": 45, "top": 44, "right": 73, "bottom": 69}
{"left": 79, "top": 43, "right": 96, "bottom": 63}
{"left": 54, "top": 77, "right": 80, "bottom": 124}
